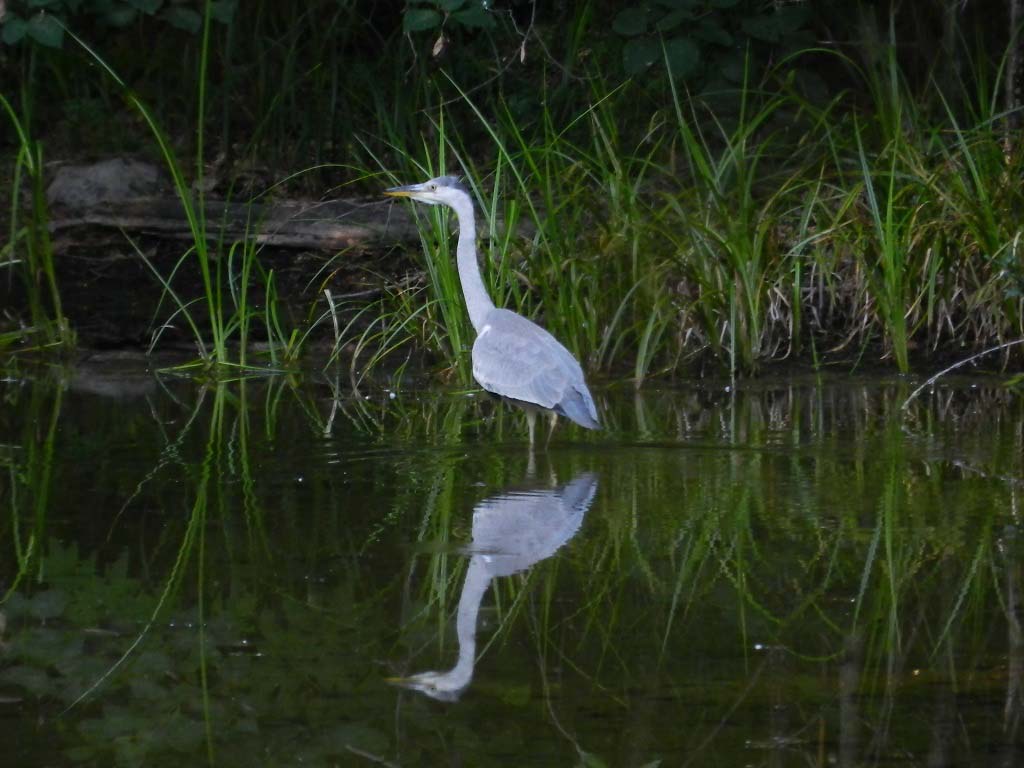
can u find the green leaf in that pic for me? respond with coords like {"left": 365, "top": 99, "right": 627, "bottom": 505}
{"left": 655, "top": 9, "right": 693, "bottom": 33}
{"left": 210, "top": 0, "right": 238, "bottom": 24}
{"left": 622, "top": 37, "right": 659, "bottom": 75}
{"left": 781, "top": 28, "right": 816, "bottom": 50}
{"left": 741, "top": 6, "right": 810, "bottom": 43}
{"left": 1, "top": 16, "right": 28, "bottom": 45}
{"left": 160, "top": 6, "right": 201, "bottom": 33}
{"left": 104, "top": 8, "right": 138, "bottom": 26}
{"left": 613, "top": 7, "right": 647, "bottom": 36}
{"left": 709, "top": 0, "right": 740, "bottom": 7}
{"left": 654, "top": 0, "right": 698, "bottom": 8}
{"left": 127, "top": 0, "right": 163, "bottom": 14}
{"left": 694, "top": 18, "right": 732, "bottom": 46}
{"left": 26, "top": 12, "right": 64, "bottom": 48}
{"left": 438, "top": 0, "right": 467, "bottom": 11}
{"left": 403, "top": 9, "right": 441, "bottom": 33}
{"left": 716, "top": 51, "right": 746, "bottom": 83}
{"left": 452, "top": 6, "right": 495, "bottom": 29}
{"left": 664, "top": 36, "right": 699, "bottom": 78}
{"left": 28, "top": 0, "right": 62, "bottom": 7}
{"left": 741, "top": 14, "right": 775, "bottom": 42}
{"left": 776, "top": 5, "right": 811, "bottom": 31}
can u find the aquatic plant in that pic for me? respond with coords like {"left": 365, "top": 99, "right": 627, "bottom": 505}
{"left": 0, "top": 95, "right": 73, "bottom": 353}
{"left": 2, "top": 375, "right": 1020, "bottom": 763}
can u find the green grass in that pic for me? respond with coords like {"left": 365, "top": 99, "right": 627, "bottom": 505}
{"left": 345, "top": 34, "right": 1023, "bottom": 383}
{"left": 1, "top": 93, "right": 73, "bottom": 354}
{"left": 4, "top": 5, "right": 1024, "bottom": 380}
{"left": 57, "top": 6, "right": 315, "bottom": 374}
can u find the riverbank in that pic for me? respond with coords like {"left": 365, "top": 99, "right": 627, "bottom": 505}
{"left": 3, "top": 3, "right": 1022, "bottom": 380}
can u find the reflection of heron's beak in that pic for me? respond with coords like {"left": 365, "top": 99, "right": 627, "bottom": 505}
{"left": 385, "top": 674, "right": 431, "bottom": 693}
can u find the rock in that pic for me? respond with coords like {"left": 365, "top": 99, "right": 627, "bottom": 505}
{"left": 47, "top": 158, "right": 169, "bottom": 209}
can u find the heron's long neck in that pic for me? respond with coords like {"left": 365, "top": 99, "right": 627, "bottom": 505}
{"left": 447, "top": 557, "right": 492, "bottom": 688}
{"left": 450, "top": 193, "right": 495, "bottom": 333}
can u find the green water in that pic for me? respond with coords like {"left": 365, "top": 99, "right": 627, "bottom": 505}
{"left": 1, "top": 366, "right": 1022, "bottom": 766}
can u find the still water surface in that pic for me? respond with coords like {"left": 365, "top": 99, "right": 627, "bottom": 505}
{"left": 1, "top": 368, "right": 1022, "bottom": 766}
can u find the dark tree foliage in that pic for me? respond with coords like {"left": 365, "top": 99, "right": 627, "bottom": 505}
{"left": 1, "top": 0, "right": 1020, "bottom": 179}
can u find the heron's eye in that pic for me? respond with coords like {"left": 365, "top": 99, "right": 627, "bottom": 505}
{"left": 429, "top": 184, "right": 437, "bottom": 191}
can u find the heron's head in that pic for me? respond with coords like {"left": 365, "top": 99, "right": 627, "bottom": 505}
{"left": 385, "top": 670, "right": 467, "bottom": 702}
{"left": 384, "top": 175, "right": 469, "bottom": 207}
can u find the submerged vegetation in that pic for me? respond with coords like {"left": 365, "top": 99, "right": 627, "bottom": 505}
{"left": 1, "top": 372, "right": 1023, "bottom": 763}
{"left": 1, "top": 1, "right": 1023, "bottom": 379}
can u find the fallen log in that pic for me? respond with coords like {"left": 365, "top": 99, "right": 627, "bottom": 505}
{"left": 49, "top": 197, "right": 423, "bottom": 252}
{"left": 45, "top": 159, "right": 533, "bottom": 252}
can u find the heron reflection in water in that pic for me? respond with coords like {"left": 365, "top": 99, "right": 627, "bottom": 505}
{"left": 385, "top": 177, "right": 600, "bottom": 446}
{"left": 388, "top": 472, "right": 598, "bottom": 701}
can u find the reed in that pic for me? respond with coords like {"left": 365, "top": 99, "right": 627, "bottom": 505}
{"left": 357, "top": 40, "right": 1013, "bottom": 381}
{"left": 5, "top": 4, "right": 1024, "bottom": 378}
{"left": 60, "top": 7, "right": 304, "bottom": 373}
{"left": 1, "top": 94, "right": 73, "bottom": 353}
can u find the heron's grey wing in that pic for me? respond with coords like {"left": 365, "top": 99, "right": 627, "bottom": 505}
{"left": 471, "top": 478, "right": 595, "bottom": 576}
{"left": 472, "top": 310, "right": 598, "bottom": 428}
{"left": 472, "top": 491, "right": 553, "bottom": 551}
{"left": 558, "top": 473, "right": 598, "bottom": 515}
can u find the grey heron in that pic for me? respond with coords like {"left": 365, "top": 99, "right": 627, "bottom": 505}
{"left": 384, "top": 176, "right": 600, "bottom": 445}
{"left": 388, "top": 472, "right": 598, "bottom": 701}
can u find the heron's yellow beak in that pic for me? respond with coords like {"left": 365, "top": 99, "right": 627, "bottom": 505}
{"left": 383, "top": 183, "right": 421, "bottom": 198}
{"left": 383, "top": 675, "right": 410, "bottom": 684}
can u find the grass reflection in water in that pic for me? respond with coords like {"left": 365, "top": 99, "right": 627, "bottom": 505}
{"left": 0, "top": 371, "right": 1021, "bottom": 766}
